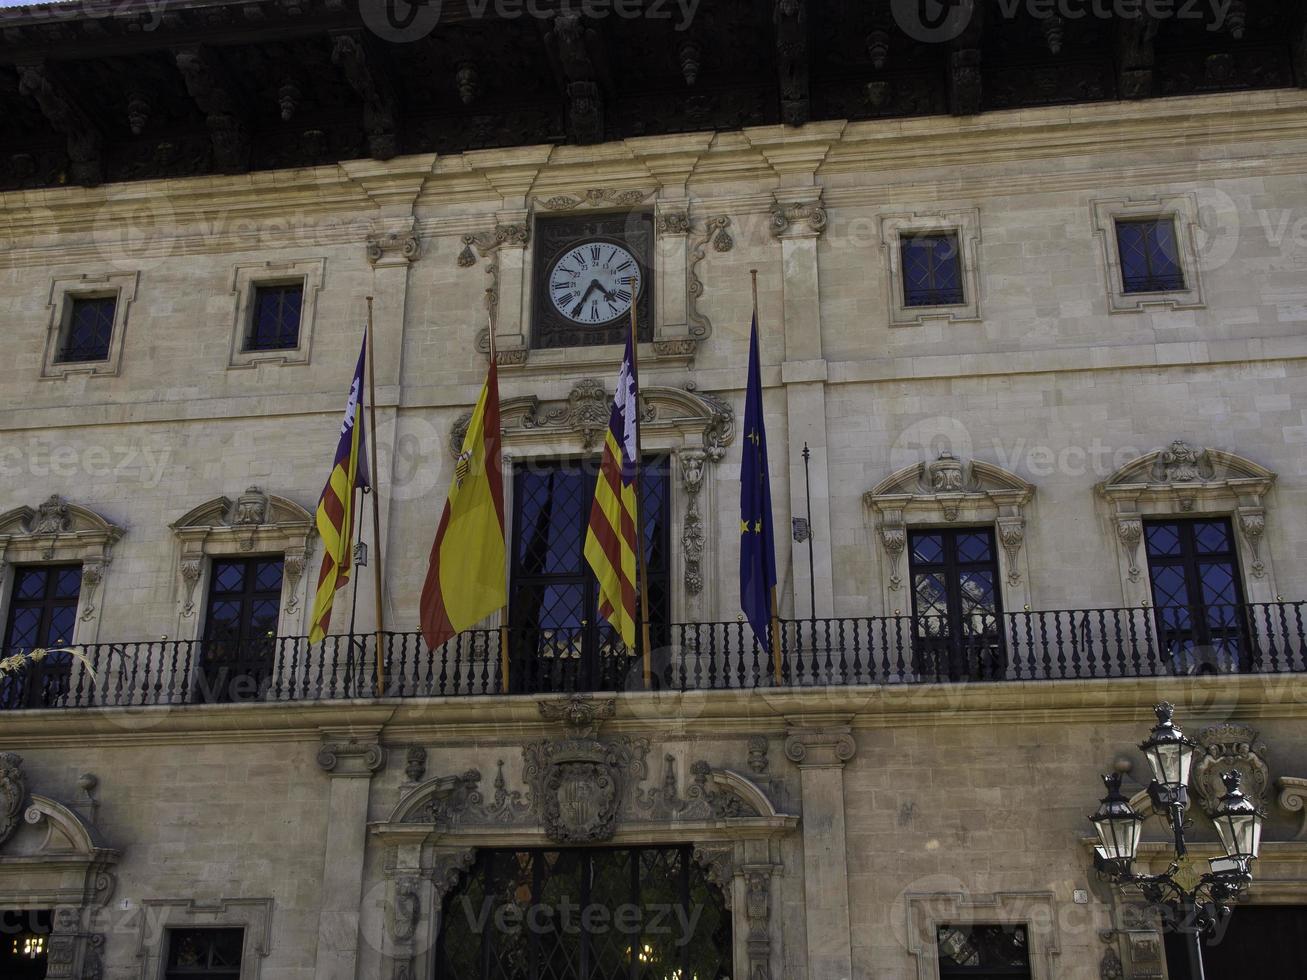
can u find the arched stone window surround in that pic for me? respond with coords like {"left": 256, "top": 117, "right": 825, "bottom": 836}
{"left": 1095, "top": 441, "right": 1277, "bottom": 605}
{"left": 448, "top": 380, "right": 734, "bottom": 623}
{"left": 0, "top": 495, "right": 124, "bottom": 644}
{"left": 168, "top": 487, "right": 315, "bottom": 641}
{"left": 863, "top": 453, "right": 1035, "bottom": 615}
{"left": 0, "top": 755, "right": 120, "bottom": 980}
{"left": 369, "top": 750, "right": 793, "bottom": 980}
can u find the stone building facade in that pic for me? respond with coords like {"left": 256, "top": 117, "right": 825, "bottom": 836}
{"left": 2, "top": 20, "right": 1307, "bottom": 980}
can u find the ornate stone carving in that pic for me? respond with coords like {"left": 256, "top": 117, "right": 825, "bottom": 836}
{"left": 484, "top": 759, "right": 530, "bottom": 822}
{"left": 1194, "top": 724, "right": 1269, "bottom": 816}
{"left": 404, "top": 746, "right": 427, "bottom": 783}
{"left": 1099, "top": 934, "right": 1124, "bottom": 980}
{"left": 656, "top": 210, "right": 690, "bottom": 235}
{"left": 538, "top": 188, "right": 653, "bottom": 211}
{"left": 366, "top": 231, "right": 421, "bottom": 266}
{"left": 652, "top": 337, "right": 697, "bottom": 358}
{"left": 316, "top": 740, "right": 386, "bottom": 776}
{"left": 282, "top": 553, "right": 305, "bottom": 614}
{"left": 79, "top": 562, "right": 104, "bottom": 622}
{"left": 744, "top": 867, "right": 773, "bottom": 980}
{"left": 1238, "top": 510, "right": 1267, "bottom": 579}
{"left": 996, "top": 517, "right": 1026, "bottom": 586}
{"left": 404, "top": 770, "right": 484, "bottom": 826}
{"left": 748, "top": 736, "right": 769, "bottom": 775}
{"left": 1116, "top": 517, "right": 1144, "bottom": 584}
{"left": 1277, "top": 776, "right": 1307, "bottom": 840}
{"left": 687, "top": 215, "right": 733, "bottom": 340}
{"left": 229, "top": 485, "right": 268, "bottom": 528}
{"left": 784, "top": 728, "right": 856, "bottom": 766}
{"left": 928, "top": 451, "right": 964, "bottom": 491}
{"left": 692, "top": 845, "right": 734, "bottom": 909}
{"left": 390, "top": 876, "right": 420, "bottom": 943}
{"left": 538, "top": 694, "right": 615, "bottom": 738}
{"left": 431, "top": 848, "right": 476, "bottom": 901}
{"left": 0, "top": 752, "right": 28, "bottom": 848}
{"left": 769, "top": 199, "right": 827, "bottom": 238}
{"left": 680, "top": 450, "right": 707, "bottom": 596}
{"left": 878, "top": 523, "right": 906, "bottom": 592}
{"left": 1156, "top": 440, "right": 1212, "bottom": 483}
{"left": 179, "top": 560, "right": 202, "bottom": 618}
{"left": 33, "top": 494, "right": 71, "bottom": 534}
{"left": 457, "top": 223, "right": 529, "bottom": 268}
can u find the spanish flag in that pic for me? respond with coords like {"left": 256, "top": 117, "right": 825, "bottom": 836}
{"left": 309, "top": 334, "right": 370, "bottom": 643}
{"left": 419, "top": 359, "right": 506, "bottom": 650}
{"left": 583, "top": 333, "right": 640, "bottom": 649}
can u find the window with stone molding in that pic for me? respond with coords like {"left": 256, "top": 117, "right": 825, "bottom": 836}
{"left": 1091, "top": 195, "right": 1206, "bottom": 313}
{"left": 40, "top": 271, "right": 138, "bottom": 379}
{"left": 937, "top": 923, "right": 1032, "bottom": 978}
{"left": 136, "top": 900, "right": 271, "bottom": 980}
{"left": 880, "top": 209, "right": 981, "bottom": 326}
{"left": 227, "top": 259, "right": 323, "bottom": 368}
{"left": 906, "top": 893, "right": 1058, "bottom": 980}
{"left": 1096, "top": 441, "right": 1277, "bottom": 609}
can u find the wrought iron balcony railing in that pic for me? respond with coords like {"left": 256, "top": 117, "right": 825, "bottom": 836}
{"left": 1, "top": 602, "right": 1304, "bottom": 711}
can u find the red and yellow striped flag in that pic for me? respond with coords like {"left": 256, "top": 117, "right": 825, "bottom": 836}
{"left": 308, "top": 335, "right": 370, "bottom": 643}
{"left": 419, "top": 359, "right": 506, "bottom": 650}
{"left": 583, "top": 333, "right": 639, "bottom": 649}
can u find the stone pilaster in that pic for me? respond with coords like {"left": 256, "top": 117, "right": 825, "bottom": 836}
{"left": 314, "top": 730, "right": 386, "bottom": 980}
{"left": 771, "top": 188, "right": 835, "bottom": 617}
{"left": 785, "top": 723, "right": 856, "bottom": 980}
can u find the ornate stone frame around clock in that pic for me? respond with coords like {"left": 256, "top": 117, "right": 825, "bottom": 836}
{"left": 1095, "top": 441, "right": 1277, "bottom": 606}
{"left": 448, "top": 380, "right": 734, "bottom": 623}
{"left": 168, "top": 487, "right": 316, "bottom": 642}
{"left": 369, "top": 767, "right": 794, "bottom": 980}
{"left": 456, "top": 187, "right": 734, "bottom": 371}
{"left": 0, "top": 495, "right": 123, "bottom": 646}
{"left": 863, "top": 453, "right": 1036, "bottom": 617}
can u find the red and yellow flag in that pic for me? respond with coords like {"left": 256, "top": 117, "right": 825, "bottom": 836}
{"left": 583, "top": 333, "right": 639, "bottom": 649}
{"left": 419, "top": 360, "right": 506, "bottom": 650}
{"left": 309, "top": 334, "right": 370, "bottom": 643}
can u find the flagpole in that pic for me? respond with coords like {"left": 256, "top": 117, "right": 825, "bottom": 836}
{"left": 751, "top": 270, "right": 783, "bottom": 685}
{"left": 629, "top": 303, "right": 654, "bottom": 689}
{"left": 365, "top": 297, "right": 386, "bottom": 695}
{"left": 486, "top": 306, "right": 511, "bottom": 695}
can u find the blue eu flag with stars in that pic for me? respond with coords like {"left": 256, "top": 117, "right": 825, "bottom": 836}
{"left": 739, "top": 313, "right": 777, "bottom": 654}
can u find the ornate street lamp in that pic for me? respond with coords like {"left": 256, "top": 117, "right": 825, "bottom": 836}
{"left": 1088, "top": 702, "right": 1264, "bottom": 980}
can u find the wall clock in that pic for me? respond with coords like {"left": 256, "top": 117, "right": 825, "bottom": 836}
{"left": 533, "top": 212, "right": 654, "bottom": 350}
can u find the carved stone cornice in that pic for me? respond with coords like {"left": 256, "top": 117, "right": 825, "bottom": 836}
{"left": 536, "top": 187, "right": 654, "bottom": 211}
{"left": 784, "top": 725, "right": 856, "bottom": 768}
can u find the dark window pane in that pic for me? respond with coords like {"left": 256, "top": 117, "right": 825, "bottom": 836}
{"left": 245, "top": 283, "right": 303, "bottom": 351}
{"left": 2, "top": 565, "right": 82, "bottom": 708}
{"left": 200, "top": 556, "right": 284, "bottom": 704}
{"left": 54, "top": 567, "right": 82, "bottom": 598}
{"left": 58, "top": 296, "right": 116, "bottom": 362}
{"left": 938, "top": 924, "right": 1031, "bottom": 975}
{"left": 955, "top": 532, "right": 993, "bottom": 564}
{"left": 165, "top": 928, "right": 244, "bottom": 978}
{"left": 911, "top": 533, "right": 944, "bottom": 565}
{"left": 914, "top": 573, "right": 949, "bottom": 620}
{"left": 1145, "top": 523, "right": 1182, "bottom": 557}
{"left": 14, "top": 570, "right": 47, "bottom": 600}
{"left": 1117, "top": 218, "right": 1185, "bottom": 294}
{"left": 901, "top": 232, "right": 964, "bottom": 307}
{"left": 1194, "top": 521, "right": 1231, "bottom": 554}
{"left": 212, "top": 562, "right": 246, "bottom": 594}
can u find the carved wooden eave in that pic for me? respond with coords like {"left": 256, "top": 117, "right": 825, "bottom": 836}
{"left": 449, "top": 381, "right": 735, "bottom": 458}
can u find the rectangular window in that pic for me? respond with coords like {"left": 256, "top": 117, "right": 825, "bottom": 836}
{"left": 57, "top": 295, "right": 116, "bottom": 363}
{"left": 1, "top": 909, "right": 52, "bottom": 979}
{"left": 508, "top": 457, "right": 670, "bottom": 693}
{"left": 1, "top": 565, "right": 81, "bottom": 709}
{"left": 901, "top": 232, "right": 964, "bottom": 307}
{"left": 1144, "top": 517, "right": 1247, "bottom": 673}
{"left": 908, "top": 528, "right": 1004, "bottom": 680}
{"left": 200, "top": 556, "right": 283, "bottom": 703}
{"left": 164, "top": 928, "right": 244, "bottom": 980}
{"left": 937, "top": 924, "right": 1032, "bottom": 978}
{"left": 244, "top": 282, "right": 304, "bottom": 351}
{"left": 1116, "top": 218, "right": 1185, "bottom": 294}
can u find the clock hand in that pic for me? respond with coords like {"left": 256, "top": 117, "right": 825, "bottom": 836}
{"left": 570, "top": 281, "right": 598, "bottom": 319}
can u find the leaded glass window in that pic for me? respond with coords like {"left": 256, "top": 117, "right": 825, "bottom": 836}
{"left": 908, "top": 528, "right": 1004, "bottom": 680}
{"left": 1145, "top": 517, "right": 1247, "bottom": 673}
{"left": 509, "top": 457, "right": 670, "bottom": 693}
{"left": 0, "top": 565, "right": 81, "bottom": 709}
{"left": 938, "top": 924, "right": 1031, "bottom": 978}
{"left": 245, "top": 282, "right": 303, "bottom": 351}
{"left": 199, "top": 556, "right": 283, "bottom": 702}
{"left": 57, "top": 296, "right": 116, "bottom": 363}
{"left": 164, "top": 928, "right": 244, "bottom": 980}
{"left": 1116, "top": 218, "right": 1185, "bottom": 294}
{"left": 436, "top": 846, "right": 731, "bottom": 980}
{"left": 901, "top": 232, "right": 964, "bottom": 307}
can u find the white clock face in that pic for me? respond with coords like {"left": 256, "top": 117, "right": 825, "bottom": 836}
{"left": 548, "top": 241, "right": 642, "bottom": 326}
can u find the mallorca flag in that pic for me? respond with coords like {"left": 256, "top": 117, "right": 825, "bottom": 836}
{"left": 739, "top": 313, "right": 778, "bottom": 653}
{"left": 309, "top": 334, "right": 371, "bottom": 643}
{"left": 583, "top": 333, "right": 640, "bottom": 649}
{"left": 419, "top": 359, "right": 507, "bottom": 650}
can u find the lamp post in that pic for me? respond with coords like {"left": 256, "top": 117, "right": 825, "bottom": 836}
{"left": 1089, "top": 702, "right": 1264, "bottom": 980}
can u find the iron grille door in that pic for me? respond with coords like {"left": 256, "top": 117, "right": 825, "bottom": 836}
{"left": 0, "top": 565, "right": 81, "bottom": 709}
{"left": 435, "top": 846, "right": 732, "bottom": 980}
{"left": 908, "top": 528, "right": 1005, "bottom": 680}
{"left": 199, "top": 557, "right": 283, "bottom": 703}
{"left": 1144, "top": 518, "right": 1248, "bottom": 673}
{"left": 509, "top": 457, "right": 669, "bottom": 694}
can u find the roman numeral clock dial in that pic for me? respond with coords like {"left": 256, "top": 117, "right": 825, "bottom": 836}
{"left": 548, "top": 241, "right": 643, "bottom": 326}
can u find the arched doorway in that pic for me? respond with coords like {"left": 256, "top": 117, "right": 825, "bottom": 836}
{"left": 435, "top": 845, "right": 731, "bottom": 980}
